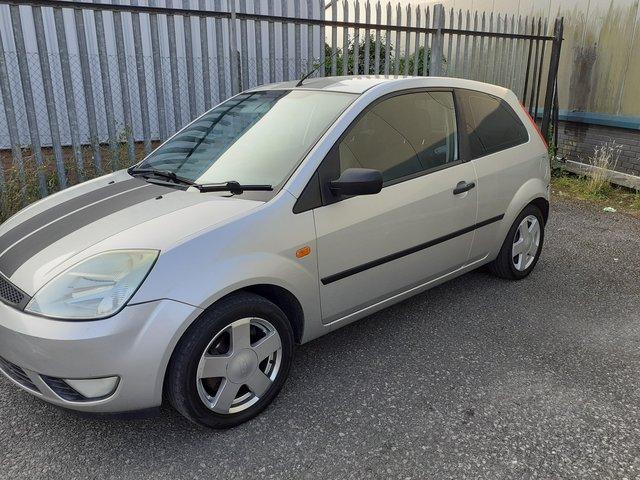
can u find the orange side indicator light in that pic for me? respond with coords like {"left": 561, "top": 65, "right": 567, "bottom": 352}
{"left": 296, "top": 246, "right": 311, "bottom": 258}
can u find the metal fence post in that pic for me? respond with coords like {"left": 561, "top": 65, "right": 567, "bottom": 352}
{"left": 131, "top": 0, "right": 152, "bottom": 154}
{"left": 113, "top": 0, "right": 135, "bottom": 166}
{"left": 364, "top": 0, "right": 370, "bottom": 74}
{"left": 306, "top": 0, "right": 314, "bottom": 72}
{"left": 256, "top": 0, "right": 265, "bottom": 85}
{"left": 422, "top": 6, "right": 430, "bottom": 76}
{"left": 281, "top": 0, "right": 290, "bottom": 80}
{"left": 331, "top": 0, "right": 337, "bottom": 75}
{"left": 0, "top": 20, "right": 26, "bottom": 202}
{"left": 229, "top": 0, "right": 240, "bottom": 94}
{"left": 10, "top": 4, "right": 47, "bottom": 196}
{"left": 54, "top": 6, "right": 84, "bottom": 181}
{"left": 166, "top": 0, "right": 183, "bottom": 131}
{"left": 238, "top": 0, "right": 249, "bottom": 90}
{"left": 214, "top": 0, "right": 227, "bottom": 101}
{"left": 541, "top": 17, "right": 563, "bottom": 144}
{"left": 319, "top": 0, "right": 326, "bottom": 77}
{"left": 294, "top": 0, "right": 302, "bottom": 78}
{"left": 33, "top": 6, "right": 67, "bottom": 189}
{"left": 149, "top": 0, "right": 168, "bottom": 140}
{"left": 430, "top": 3, "right": 444, "bottom": 76}
{"left": 393, "top": 3, "right": 400, "bottom": 75}
{"left": 269, "top": 0, "right": 277, "bottom": 82}
{"left": 342, "top": 0, "right": 349, "bottom": 76}
{"left": 74, "top": 6, "right": 103, "bottom": 174}
{"left": 199, "top": 0, "right": 212, "bottom": 110}
{"left": 94, "top": 3, "right": 119, "bottom": 167}
{"left": 373, "top": 1, "right": 381, "bottom": 74}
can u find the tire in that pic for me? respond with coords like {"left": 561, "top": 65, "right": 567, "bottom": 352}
{"left": 165, "top": 292, "right": 294, "bottom": 429}
{"left": 488, "top": 204, "right": 545, "bottom": 280}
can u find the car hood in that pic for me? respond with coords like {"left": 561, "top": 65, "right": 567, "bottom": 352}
{"left": 0, "top": 171, "right": 263, "bottom": 295}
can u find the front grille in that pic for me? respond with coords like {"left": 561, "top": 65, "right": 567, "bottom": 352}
{"left": 41, "top": 375, "right": 86, "bottom": 402}
{"left": 0, "top": 274, "right": 28, "bottom": 309}
{"left": 0, "top": 356, "right": 40, "bottom": 393}
{"left": 0, "top": 275, "right": 23, "bottom": 304}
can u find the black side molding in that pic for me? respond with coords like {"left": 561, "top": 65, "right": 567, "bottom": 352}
{"left": 321, "top": 214, "right": 504, "bottom": 285}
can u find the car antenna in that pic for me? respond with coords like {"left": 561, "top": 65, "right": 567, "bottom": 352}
{"left": 296, "top": 62, "right": 322, "bottom": 87}
{"left": 295, "top": 50, "right": 339, "bottom": 87}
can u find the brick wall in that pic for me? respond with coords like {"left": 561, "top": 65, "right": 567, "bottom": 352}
{"left": 556, "top": 121, "right": 640, "bottom": 177}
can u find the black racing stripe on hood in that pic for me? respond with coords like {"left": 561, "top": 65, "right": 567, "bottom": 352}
{"left": 0, "top": 183, "right": 172, "bottom": 277}
{"left": 0, "top": 177, "right": 144, "bottom": 254}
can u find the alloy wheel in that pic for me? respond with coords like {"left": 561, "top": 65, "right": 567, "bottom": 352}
{"left": 512, "top": 214, "right": 541, "bottom": 271}
{"left": 196, "top": 317, "right": 282, "bottom": 414}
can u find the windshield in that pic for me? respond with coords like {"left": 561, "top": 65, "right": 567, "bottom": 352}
{"left": 136, "top": 89, "right": 357, "bottom": 187}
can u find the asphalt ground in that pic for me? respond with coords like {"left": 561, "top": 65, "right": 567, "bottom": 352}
{"left": 1, "top": 196, "right": 639, "bottom": 479}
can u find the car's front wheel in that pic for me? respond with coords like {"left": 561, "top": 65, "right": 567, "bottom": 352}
{"left": 165, "top": 292, "right": 294, "bottom": 428}
{"left": 489, "top": 204, "right": 545, "bottom": 280}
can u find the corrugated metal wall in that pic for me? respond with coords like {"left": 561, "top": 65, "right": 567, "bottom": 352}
{"left": 433, "top": 0, "right": 640, "bottom": 121}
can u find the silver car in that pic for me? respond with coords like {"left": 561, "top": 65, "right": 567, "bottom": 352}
{"left": 0, "top": 76, "right": 549, "bottom": 428}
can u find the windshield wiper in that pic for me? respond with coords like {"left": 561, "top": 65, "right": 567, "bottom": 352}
{"left": 129, "top": 167, "right": 272, "bottom": 194}
{"left": 197, "top": 181, "right": 273, "bottom": 195}
{"left": 129, "top": 167, "right": 196, "bottom": 187}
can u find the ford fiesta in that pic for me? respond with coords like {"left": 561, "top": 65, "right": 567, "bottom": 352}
{"left": 0, "top": 76, "right": 549, "bottom": 428}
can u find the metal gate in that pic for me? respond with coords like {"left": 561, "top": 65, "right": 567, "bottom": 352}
{"left": 0, "top": 0, "right": 563, "bottom": 219}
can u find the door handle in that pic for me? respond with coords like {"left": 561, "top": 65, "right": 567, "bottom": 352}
{"left": 453, "top": 181, "right": 476, "bottom": 195}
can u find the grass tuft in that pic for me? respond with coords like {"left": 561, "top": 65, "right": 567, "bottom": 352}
{"left": 581, "top": 142, "right": 621, "bottom": 199}
{"left": 551, "top": 173, "right": 640, "bottom": 216}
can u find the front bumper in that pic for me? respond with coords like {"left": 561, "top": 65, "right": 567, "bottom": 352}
{"left": 0, "top": 299, "right": 201, "bottom": 413}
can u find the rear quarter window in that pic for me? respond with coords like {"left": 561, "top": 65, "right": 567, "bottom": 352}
{"left": 458, "top": 89, "right": 529, "bottom": 159}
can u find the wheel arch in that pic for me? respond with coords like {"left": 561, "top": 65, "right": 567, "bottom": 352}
{"left": 160, "top": 283, "right": 305, "bottom": 403}
{"left": 189, "top": 283, "right": 305, "bottom": 345}
{"left": 237, "top": 284, "right": 305, "bottom": 344}
{"left": 503, "top": 179, "right": 549, "bottom": 227}
{"left": 529, "top": 196, "right": 549, "bottom": 225}
{"left": 491, "top": 179, "right": 548, "bottom": 259}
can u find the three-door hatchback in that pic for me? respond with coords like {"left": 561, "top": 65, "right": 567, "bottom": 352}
{"left": 0, "top": 76, "right": 550, "bottom": 428}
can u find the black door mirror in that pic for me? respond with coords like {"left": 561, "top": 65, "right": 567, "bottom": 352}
{"left": 329, "top": 168, "right": 383, "bottom": 197}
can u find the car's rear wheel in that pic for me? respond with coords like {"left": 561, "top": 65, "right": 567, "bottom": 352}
{"left": 488, "top": 204, "right": 545, "bottom": 280}
{"left": 166, "top": 292, "right": 294, "bottom": 428}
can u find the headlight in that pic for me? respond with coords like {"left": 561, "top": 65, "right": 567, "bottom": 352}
{"left": 25, "top": 250, "right": 158, "bottom": 320}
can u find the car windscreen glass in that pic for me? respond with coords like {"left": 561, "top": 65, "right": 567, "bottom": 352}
{"left": 136, "top": 90, "right": 357, "bottom": 187}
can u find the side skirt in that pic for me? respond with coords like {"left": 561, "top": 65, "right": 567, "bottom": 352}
{"left": 300, "top": 253, "right": 491, "bottom": 343}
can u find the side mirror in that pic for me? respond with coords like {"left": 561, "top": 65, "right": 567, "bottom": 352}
{"left": 329, "top": 168, "right": 383, "bottom": 197}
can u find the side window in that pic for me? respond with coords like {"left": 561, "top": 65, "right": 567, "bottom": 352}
{"left": 460, "top": 90, "right": 529, "bottom": 158}
{"left": 338, "top": 91, "right": 459, "bottom": 183}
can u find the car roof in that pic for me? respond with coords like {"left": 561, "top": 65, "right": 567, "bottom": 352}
{"left": 247, "top": 75, "right": 511, "bottom": 97}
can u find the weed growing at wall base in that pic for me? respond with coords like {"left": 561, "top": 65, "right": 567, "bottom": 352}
{"left": 583, "top": 141, "right": 621, "bottom": 199}
{"left": 0, "top": 142, "right": 143, "bottom": 223}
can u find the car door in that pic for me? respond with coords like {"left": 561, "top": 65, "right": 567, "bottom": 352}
{"left": 455, "top": 89, "right": 537, "bottom": 262}
{"left": 312, "top": 90, "right": 479, "bottom": 323}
